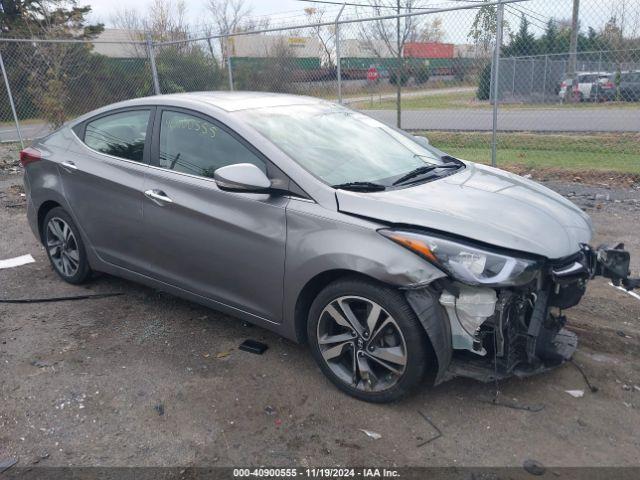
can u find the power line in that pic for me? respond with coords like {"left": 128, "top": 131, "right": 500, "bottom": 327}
{"left": 505, "top": 4, "right": 549, "bottom": 31}
{"left": 295, "top": 0, "right": 440, "bottom": 11}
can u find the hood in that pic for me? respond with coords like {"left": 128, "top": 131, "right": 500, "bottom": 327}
{"left": 336, "top": 162, "right": 594, "bottom": 259}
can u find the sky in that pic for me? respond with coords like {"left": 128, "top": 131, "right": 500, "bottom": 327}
{"left": 83, "top": 0, "right": 633, "bottom": 45}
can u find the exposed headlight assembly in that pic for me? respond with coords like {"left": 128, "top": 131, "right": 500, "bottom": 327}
{"left": 379, "top": 229, "right": 541, "bottom": 287}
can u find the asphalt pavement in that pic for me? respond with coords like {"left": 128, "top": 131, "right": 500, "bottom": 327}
{"left": 366, "top": 108, "right": 640, "bottom": 132}
{"left": 1, "top": 105, "right": 638, "bottom": 143}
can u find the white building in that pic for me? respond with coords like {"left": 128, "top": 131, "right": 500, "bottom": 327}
{"left": 91, "top": 29, "right": 146, "bottom": 58}
{"left": 228, "top": 34, "right": 322, "bottom": 57}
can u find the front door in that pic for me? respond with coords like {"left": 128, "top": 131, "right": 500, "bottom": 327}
{"left": 140, "top": 108, "right": 288, "bottom": 322}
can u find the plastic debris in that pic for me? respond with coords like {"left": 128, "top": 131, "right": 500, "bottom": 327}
{"left": 0, "top": 254, "right": 35, "bottom": 269}
{"left": 609, "top": 282, "right": 640, "bottom": 302}
{"left": 0, "top": 457, "right": 18, "bottom": 474}
{"left": 523, "top": 459, "right": 546, "bottom": 476}
{"left": 360, "top": 429, "right": 382, "bottom": 440}
{"left": 154, "top": 403, "right": 165, "bottom": 416}
{"left": 565, "top": 389, "right": 584, "bottom": 398}
{"left": 215, "top": 350, "right": 232, "bottom": 359}
{"left": 239, "top": 339, "right": 268, "bottom": 355}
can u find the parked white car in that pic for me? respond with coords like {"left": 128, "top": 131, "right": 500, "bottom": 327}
{"left": 558, "top": 72, "right": 610, "bottom": 102}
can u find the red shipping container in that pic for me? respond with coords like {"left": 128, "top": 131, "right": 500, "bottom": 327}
{"left": 403, "top": 42, "right": 454, "bottom": 59}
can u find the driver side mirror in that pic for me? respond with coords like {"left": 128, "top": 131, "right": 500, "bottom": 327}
{"left": 413, "top": 135, "right": 429, "bottom": 146}
{"left": 214, "top": 163, "right": 272, "bottom": 193}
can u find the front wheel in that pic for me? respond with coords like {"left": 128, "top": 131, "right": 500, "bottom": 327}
{"left": 307, "top": 278, "right": 433, "bottom": 403}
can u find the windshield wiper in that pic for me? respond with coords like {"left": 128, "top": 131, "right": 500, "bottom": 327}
{"left": 392, "top": 162, "right": 459, "bottom": 186}
{"left": 332, "top": 181, "right": 387, "bottom": 192}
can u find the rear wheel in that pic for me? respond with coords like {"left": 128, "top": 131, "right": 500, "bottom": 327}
{"left": 43, "top": 207, "right": 91, "bottom": 284}
{"left": 308, "top": 278, "right": 433, "bottom": 403}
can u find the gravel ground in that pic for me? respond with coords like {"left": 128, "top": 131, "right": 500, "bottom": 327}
{"left": 1, "top": 155, "right": 639, "bottom": 469}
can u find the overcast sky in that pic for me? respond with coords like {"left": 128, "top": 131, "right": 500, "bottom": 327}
{"left": 84, "top": 0, "right": 632, "bottom": 44}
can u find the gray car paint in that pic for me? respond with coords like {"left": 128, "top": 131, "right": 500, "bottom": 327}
{"left": 24, "top": 92, "right": 591, "bottom": 349}
{"left": 337, "top": 162, "right": 593, "bottom": 259}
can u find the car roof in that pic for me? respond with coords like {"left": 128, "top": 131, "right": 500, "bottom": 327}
{"left": 136, "top": 91, "right": 327, "bottom": 112}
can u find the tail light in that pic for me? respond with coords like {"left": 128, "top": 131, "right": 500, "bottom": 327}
{"left": 604, "top": 82, "right": 614, "bottom": 89}
{"left": 19, "top": 147, "right": 41, "bottom": 167}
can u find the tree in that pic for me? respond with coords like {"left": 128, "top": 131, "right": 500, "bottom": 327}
{"left": 206, "top": 0, "right": 251, "bottom": 63}
{"left": 0, "top": 1, "right": 103, "bottom": 126}
{"left": 356, "top": 0, "right": 426, "bottom": 127}
{"left": 539, "top": 19, "right": 560, "bottom": 54}
{"left": 476, "top": 62, "right": 492, "bottom": 100}
{"left": 304, "top": 7, "right": 336, "bottom": 69}
{"left": 420, "top": 17, "right": 444, "bottom": 43}
{"left": 503, "top": 13, "right": 536, "bottom": 57}
{"left": 0, "top": 0, "right": 102, "bottom": 38}
{"left": 468, "top": 0, "right": 508, "bottom": 53}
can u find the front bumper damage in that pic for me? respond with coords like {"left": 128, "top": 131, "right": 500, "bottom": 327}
{"left": 406, "top": 243, "right": 639, "bottom": 385}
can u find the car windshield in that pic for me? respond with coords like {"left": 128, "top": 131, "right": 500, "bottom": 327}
{"left": 238, "top": 103, "right": 457, "bottom": 187}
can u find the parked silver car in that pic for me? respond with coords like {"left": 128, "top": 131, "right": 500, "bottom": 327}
{"left": 21, "top": 92, "right": 638, "bottom": 402}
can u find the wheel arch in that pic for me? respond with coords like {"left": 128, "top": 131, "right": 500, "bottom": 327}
{"left": 37, "top": 200, "right": 63, "bottom": 243}
{"left": 293, "top": 269, "right": 384, "bottom": 344}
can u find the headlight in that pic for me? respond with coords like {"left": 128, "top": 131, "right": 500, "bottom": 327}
{"left": 379, "top": 229, "right": 541, "bottom": 287}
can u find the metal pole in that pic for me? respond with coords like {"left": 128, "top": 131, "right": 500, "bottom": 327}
{"left": 335, "top": 2, "right": 347, "bottom": 104}
{"left": 565, "top": 0, "right": 580, "bottom": 101}
{"left": 396, "top": 0, "right": 401, "bottom": 129}
{"left": 596, "top": 50, "right": 602, "bottom": 102}
{"left": 512, "top": 59, "right": 516, "bottom": 96}
{"left": 226, "top": 35, "right": 234, "bottom": 91}
{"left": 146, "top": 33, "right": 161, "bottom": 95}
{"left": 490, "top": 0, "right": 504, "bottom": 168}
{"left": 0, "top": 48, "right": 23, "bottom": 148}
{"left": 542, "top": 54, "right": 548, "bottom": 103}
{"left": 530, "top": 57, "right": 535, "bottom": 99}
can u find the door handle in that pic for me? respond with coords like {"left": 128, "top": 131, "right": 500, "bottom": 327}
{"left": 60, "top": 161, "right": 78, "bottom": 171}
{"left": 144, "top": 189, "right": 173, "bottom": 204}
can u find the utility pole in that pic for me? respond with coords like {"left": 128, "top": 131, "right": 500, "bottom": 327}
{"left": 565, "top": 0, "right": 580, "bottom": 102}
{"left": 396, "top": 0, "right": 402, "bottom": 128}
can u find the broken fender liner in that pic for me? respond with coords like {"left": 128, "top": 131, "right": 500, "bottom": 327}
{"left": 0, "top": 292, "right": 123, "bottom": 304}
{"left": 404, "top": 288, "right": 452, "bottom": 385}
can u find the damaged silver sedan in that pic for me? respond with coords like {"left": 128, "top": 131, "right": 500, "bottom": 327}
{"left": 21, "top": 92, "right": 639, "bottom": 402}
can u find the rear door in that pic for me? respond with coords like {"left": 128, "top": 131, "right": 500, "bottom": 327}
{"left": 61, "top": 107, "right": 154, "bottom": 271}
{"left": 140, "top": 107, "right": 288, "bottom": 322}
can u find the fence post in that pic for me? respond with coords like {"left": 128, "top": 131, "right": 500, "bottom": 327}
{"left": 542, "top": 55, "right": 548, "bottom": 103}
{"left": 530, "top": 57, "right": 535, "bottom": 98}
{"left": 512, "top": 59, "right": 516, "bottom": 96}
{"left": 0, "top": 47, "right": 24, "bottom": 148}
{"left": 595, "top": 50, "right": 603, "bottom": 102}
{"left": 490, "top": 0, "right": 504, "bottom": 168}
{"left": 335, "top": 2, "right": 347, "bottom": 104}
{"left": 226, "top": 35, "right": 234, "bottom": 91}
{"left": 146, "top": 33, "right": 161, "bottom": 95}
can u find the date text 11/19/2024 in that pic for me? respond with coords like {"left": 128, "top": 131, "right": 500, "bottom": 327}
{"left": 233, "top": 468, "right": 400, "bottom": 478}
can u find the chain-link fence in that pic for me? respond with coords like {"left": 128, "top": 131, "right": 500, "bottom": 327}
{"left": 1, "top": 0, "right": 639, "bottom": 171}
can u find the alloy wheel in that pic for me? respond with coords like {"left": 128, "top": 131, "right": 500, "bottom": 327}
{"left": 317, "top": 296, "right": 408, "bottom": 392}
{"left": 46, "top": 217, "right": 80, "bottom": 277}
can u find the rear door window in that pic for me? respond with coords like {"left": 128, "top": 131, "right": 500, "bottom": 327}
{"left": 83, "top": 110, "right": 151, "bottom": 162}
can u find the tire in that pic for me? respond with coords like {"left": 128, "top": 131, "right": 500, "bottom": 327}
{"left": 42, "top": 207, "right": 91, "bottom": 284}
{"left": 307, "top": 277, "right": 433, "bottom": 403}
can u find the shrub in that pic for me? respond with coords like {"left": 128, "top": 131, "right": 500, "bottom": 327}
{"left": 414, "top": 65, "right": 430, "bottom": 84}
{"left": 476, "top": 63, "right": 492, "bottom": 100}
